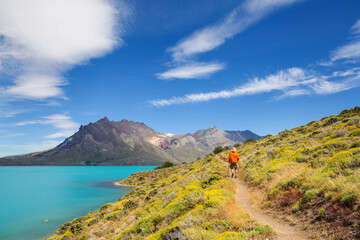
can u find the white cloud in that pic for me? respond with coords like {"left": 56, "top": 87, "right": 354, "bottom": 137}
{"left": 152, "top": 16, "right": 360, "bottom": 106}
{"left": 312, "top": 80, "right": 347, "bottom": 94}
{"left": 169, "top": 0, "right": 302, "bottom": 62}
{"left": 0, "top": 0, "right": 130, "bottom": 100}
{"left": 331, "top": 19, "right": 360, "bottom": 62}
{"left": 42, "top": 114, "right": 80, "bottom": 139}
{"left": 274, "top": 89, "right": 310, "bottom": 100}
{"left": 331, "top": 42, "right": 360, "bottom": 62}
{"left": 157, "top": 0, "right": 302, "bottom": 80}
{"left": 150, "top": 65, "right": 360, "bottom": 107}
{"left": 311, "top": 79, "right": 352, "bottom": 94}
{"left": 16, "top": 114, "right": 80, "bottom": 139}
{"left": 7, "top": 74, "right": 66, "bottom": 100}
{"left": 351, "top": 19, "right": 360, "bottom": 34}
{"left": 150, "top": 67, "right": 312, "bottom": 107}
{"left": 15, "top": 121, "right": 38, "bottom": 126}
{"left": 332, "top": 67, "right": 360, "bottom": 77}
{"left": 157, "top": 62, "right": 225, "bottom": 80}
{"left": 312, "top": 69, "right": 360, "bottom": 94}
{"left": 0, "top": 109, "right": 31, "bottom": 118}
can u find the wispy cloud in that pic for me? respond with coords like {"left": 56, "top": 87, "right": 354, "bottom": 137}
{"left": 332, "top": 67, "right": 360, "bottom": 77}
{"left": 274, "top": 89, "right": 310, "bottom": 100}
{"left": 0, "top": 109, "right": 31, "bottom": 118}
{"left": 16, "top": 114, "right": 79, "bottom": 139}
{"left": 311, "top": 79, "right": 352, "bottom": 94}
{"left": 169, "top": 0, "right": 302, "bottom": 62}
{"left": 156, "top": 62, "right": 225, "bottom": 80}
{"left": 151, "top": 18, "right": 360, "bottom": 107}
{"left": 0, "top": 0, "right": 131, "bottom": 101}
{"left": 150, "top": 68, "right": 312, "bottom": 107}
{"left": 43, "top": 114, "right": 79, "bottom": 139}
{"left": 157, "top": 0, "right": 302, "bottom": 80}
{"left": 331, "top": 19, "right": 360, "bottom": 62}
{"left": 150, "top": 66, "right": 359, "bottom": 107}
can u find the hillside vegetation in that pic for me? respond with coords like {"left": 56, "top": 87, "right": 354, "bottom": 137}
{"left": 220, "top": 106, "right": 359, "bottom": 239}
{"left": 47, "top": 157, "right": 273, "bottom": 240}
{"left": 48, "top": 106, "right": 359, "bottom": 240}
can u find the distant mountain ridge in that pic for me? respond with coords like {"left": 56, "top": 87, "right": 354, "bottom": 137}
{"left": 0, "top": 118, "right": 261, "bottom": 165}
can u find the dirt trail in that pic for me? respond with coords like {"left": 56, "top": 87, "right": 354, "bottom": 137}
{"left": 219, "top": 156, "right": 311, "bottom": 240}
{"left": 233, "top": 179, "right": 311, "bottom": 240}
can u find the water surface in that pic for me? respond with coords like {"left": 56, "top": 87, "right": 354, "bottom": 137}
{"left": 0, "top": 166, "right": 156, "bottom": 240}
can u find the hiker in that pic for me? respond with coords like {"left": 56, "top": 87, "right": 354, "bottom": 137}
{"left": 228, "top": 148, "right": 239, "bottom": 178}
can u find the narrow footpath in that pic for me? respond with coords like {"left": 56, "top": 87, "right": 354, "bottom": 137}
{"left": 232, "top": 178, "right": 311, "bottom": 240}
{"left": 219, "top": 156, "right": 311, "bottom": 240}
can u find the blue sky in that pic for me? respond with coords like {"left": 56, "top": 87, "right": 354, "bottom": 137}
{"left": 0, "top": 0, "right": 359, "bottom": 156}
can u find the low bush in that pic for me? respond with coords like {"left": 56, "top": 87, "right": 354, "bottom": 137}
{"left": 156, "top": 161, "right": 175, "bottom": 169}
{"left": 349, "top": 129, "right": 360, "bottom": 137}
{"left": 213, "top": 146, "right": 225, "bottom": 154}
{"left": 302, "top": 189, "right": 318, "bottom": 203}
{"left": 340, "top": 191, "right": 357, "bottom": 206}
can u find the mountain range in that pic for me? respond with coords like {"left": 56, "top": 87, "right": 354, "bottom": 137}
{"left": 0, "top": 117, "right": 261, "bottom": 165}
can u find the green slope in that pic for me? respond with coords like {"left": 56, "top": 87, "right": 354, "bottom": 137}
{"left": 219, "top": 106, "right": 359, "bottom": 239}
{"left": 47, "top": 106, "right": 360, "bottom": 240}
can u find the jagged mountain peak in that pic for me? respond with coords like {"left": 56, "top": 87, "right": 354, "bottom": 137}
{"left": 195, "top": 125, "right": 222, "bottom": 135}
{"left": 96, "top": 116, "right": 110, "bottom": 123}
{"left": 0, "top": 117, "right": 261, "bottom": 165}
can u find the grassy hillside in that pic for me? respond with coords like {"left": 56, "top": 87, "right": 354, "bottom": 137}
{"left": 47, "top": 106, "right": 359, "bottom": 240}
{"left": 219, "top": 106, "right": 359, "bottom": 239}
{"left": 47, "top": 157, "right": 273, "bottom": 240}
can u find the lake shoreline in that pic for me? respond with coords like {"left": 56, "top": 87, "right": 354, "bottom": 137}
{"left": 112, "top": 182, "right": 139, "bottom": 187}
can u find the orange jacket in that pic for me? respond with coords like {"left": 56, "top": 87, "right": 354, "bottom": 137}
{"left": 228, "top": 151, "right": 239, "bottom": 163}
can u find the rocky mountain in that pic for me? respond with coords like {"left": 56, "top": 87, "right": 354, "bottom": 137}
{"left": 225, "top": 130, "right": 262, "bottom": 142}
{"left": 0, "top": 118, "right": 261, "bottom": 165}
{"left": 153, "top": 126, "right": 261, "bottom": 163}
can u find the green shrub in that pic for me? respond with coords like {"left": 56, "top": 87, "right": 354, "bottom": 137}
{"left": 213, "top": 146, "right": 225, "bottom": 154}
{"left": 350, "top": 141, "right": 360, "bottom": 148}
{"left": 244, "top": 138, "right": 255, "bottom": 144}
{"left": 104, "top": 211, "right": 122, "bottom": 221}
{"left": 325, "top": 148, "right": 360, "bottom": 175}
{"left": 340, "top": 191, "right": 357, "bottom": 205}
{"left": 99, "top": 203, "right": 112, "bottom": 211}
{"left": 312, "top": 148, "right": 330, "bottom": 158}
{"left": 201, "top": 174, "right": 222, "bottom": 189}
{"left": 291, "top": 201, "right": 301, "bottom": 212}
{"left": 323, "top": 117, "right": 338, "bottom": 126}
{"left": 318, "top": 208, "right": 325, "bottom": 218}
{"left": 302, "top": 189, "right": 318, "bottom": 203}
{"left": 201, "top": 220, "right": 233, "bottom": 233}
{"left": 254, "top": 225, "right": 272, "bottom": 235}
{"left": 263, "top": 201, "right": 271, "bottom": 208}
{"left": 156, "top": 161, "right": 175, "bottom": 169}
{"left": 349, "top": 129, "right": 360, "bottom": 137}
{"left": 124, "top": 200, "right": 138, "bottom": 210}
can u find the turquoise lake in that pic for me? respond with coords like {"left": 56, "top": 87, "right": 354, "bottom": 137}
{"left": 0, "top": 166, "right": 157, "bottom": 240}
